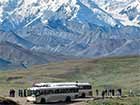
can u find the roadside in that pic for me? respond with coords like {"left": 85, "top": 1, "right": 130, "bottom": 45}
{"left": 7, "top": 96, "right": 140, "bottom": 105}
{"left": 7, "top": 97, "right": 92, "bottom": 105}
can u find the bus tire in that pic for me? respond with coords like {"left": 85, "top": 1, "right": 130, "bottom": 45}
{"left": 65, "top": 96, "right": 71, "bottom": 103}
{"left": 40, "top": 98, "right": 46, "bottom": 104}
{"left": 81, "top": 93, "right": 86, "bottom": 98}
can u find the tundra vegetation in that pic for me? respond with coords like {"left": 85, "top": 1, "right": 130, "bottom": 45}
{"left": 0, "top": 56, "right": 140, "bottom": 105}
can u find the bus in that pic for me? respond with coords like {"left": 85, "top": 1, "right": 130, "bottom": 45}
{"left": 33, "top": 82, "right": 93, "bottom": 98}
{"left": 26, "top": 85, "right": 79, "bottom": 103}
{"left": 76, "top": 83, "right": 92, "bottom": 98}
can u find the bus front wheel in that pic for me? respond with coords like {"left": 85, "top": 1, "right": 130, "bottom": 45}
{"left": 65, "top": 96, "right": 71, "bottom": 103}
{"left": 40, "top": 98, "right": 46, "bottom": 104}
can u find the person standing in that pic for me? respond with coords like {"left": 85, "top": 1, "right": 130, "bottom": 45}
{"left": 129, "top": 89, "right": 134, "bottom": 96}
{"left": 96, "top": 89, "right": 99, "bottom": 97}
{"left": 24, "top": 89, "right": 27, "bottom": 97}
{"left": 112, "top": 89, "right": 115, "bottom": 97}
{"left": 109, "top": 89, "right": 112, "bottom": 97}
{"left": 18, "top": 89, "right": 23, "bottom": 97}
{"left": 104, "top": 89, "right": 107, "bottom": 97}
{"left": 101, "top": 90, "right": 105, "bottom": 99}
{"left": 117, "top": 88, "right": 122, "bottom": 97}
{"left": 9, "top": 89, "right": 15, "bottom": 97}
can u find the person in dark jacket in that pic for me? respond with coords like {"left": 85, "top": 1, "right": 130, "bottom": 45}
{"left": 101, "top": 90, "right": 105, "bottom": 99}
{"left": 112, "top": 89, "right": 115, "bottom": 96}
{"left": 24, "top": 89, "right": 27, "bottom": 97}
{"left": 104, "top": 89, "right": 107, "bottom": 96}
{"left": 9, "top": 89, "right": 15, "bottom": 97}
{"left": 109, "top": 89, "right": 112, "bottom": 97}
{"left": 96, "top": 89, "right": 99, "bottom": 97}
{"left": 18, "top": 89, "right": 23, "bottom": 97}
{"left": 117, "top": 88, "right": 122, "bottom": 97}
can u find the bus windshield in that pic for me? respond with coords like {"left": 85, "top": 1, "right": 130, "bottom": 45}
{"left": 27, "top": 89, "right": 40, "bottom": 96}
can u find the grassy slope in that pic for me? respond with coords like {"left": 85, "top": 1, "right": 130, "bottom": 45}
{"left": 87, "top": 97, "right": 140, "bottom": 105}
{"left": 0, "top": 56, "right": 140, "bottom": 96}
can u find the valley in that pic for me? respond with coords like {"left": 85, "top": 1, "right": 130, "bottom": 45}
{"left": 0, "top": 56, "right": 139, "bottom": 104}
{"left": 0, "top": 0, "right": 140, "bottom": 105}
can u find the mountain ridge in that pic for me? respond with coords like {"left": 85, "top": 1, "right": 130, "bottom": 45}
{"left": 0, "top": 0, "right": 140, "bottom": 68}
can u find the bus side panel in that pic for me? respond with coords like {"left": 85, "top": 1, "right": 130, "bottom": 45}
{"left": 46, "top": 94, "right": 65, "bottom": 102}
{"left": 79, "top": 89, "right": 93, "bottom": 97}
{"left": 45, "top": 93, "right": 77, "bottom": 102}
{"left": 37, "top": 93, "right": 78, "bottom": 103}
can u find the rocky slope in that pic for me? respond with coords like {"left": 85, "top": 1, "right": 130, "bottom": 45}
{"left": 0, "top": 0, "right": 140, "bottom": 67}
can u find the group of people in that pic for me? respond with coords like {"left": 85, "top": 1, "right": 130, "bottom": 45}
{"left": 9, "top": 89, "right": 27, "bottom": 97}
{"left": 18, "top": 89, "right": 27, "bottom": 97}
{"left": 95, "top": 88, "right": 122, "bottom": 98}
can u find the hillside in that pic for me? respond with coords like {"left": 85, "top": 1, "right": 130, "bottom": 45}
{"left": 0, "top": 56, "right": 140, "bottom": 96}
{"left": 0, "top": 97, "right": 19, "bottom": 105}
{"left": 0, "top": 41, "right": 74, "bottom": 69}
{"left": 0, "top": 41, "right": 48, "bottom": 66}
{"left": 0, "top": 0, "right": 140, "bottom": 62}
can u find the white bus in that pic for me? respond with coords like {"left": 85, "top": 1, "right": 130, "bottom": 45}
{"left": 33, "top": 82, "right": 93, "bottom": 98}
{"left": 27, "top": 85, "right": 79, "bottom": 103}
{"left": 76, "top": 83, "right": 92, "bottom": 98}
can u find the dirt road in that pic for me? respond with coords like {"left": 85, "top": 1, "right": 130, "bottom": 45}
{"left": 8, "top": 97, "right": 92, "bottom": 105}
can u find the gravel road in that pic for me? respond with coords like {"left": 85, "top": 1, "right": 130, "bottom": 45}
{"left": 8, "top": 97, "right": 92, "bottom": 105}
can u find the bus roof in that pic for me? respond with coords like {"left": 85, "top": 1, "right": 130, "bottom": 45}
{"left": 33, "top": 82, "right": 91, "bottom": 87}
{"left": 77, "top": 83, "right": 91, "bottom": 85}
{"left": 28, "top": 85, "right": 78, "bottom": 90}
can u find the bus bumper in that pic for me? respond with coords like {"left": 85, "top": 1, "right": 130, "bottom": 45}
{"left": 26, "top": 96, "right": 36, "bottom": 102}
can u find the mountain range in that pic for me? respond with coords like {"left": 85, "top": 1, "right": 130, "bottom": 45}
{"left": 0, "top": 0, "right": 140, "bottom": 68}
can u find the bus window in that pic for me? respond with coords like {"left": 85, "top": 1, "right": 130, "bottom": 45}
{"left": 70, "top": 88, "right": 73, "bottom": 93}
{"left": 44, "top": 90, "right": 49, "bottom": 94}
{"left": 79, "top": 85, "right": 92, "bottom": 90}
{"left": 40, "top": 89, "right": 46, "bottom": 95}
{"left": 70, "top": 88, "right": 76, "bottom": 93}
{"left": 83, "top": 85, "right": 92, "bottom": 89}
{"left": 79, "top": 86, "right": 83, "bottom": 89}
{"left": 61, "top": 89, "right": 66, "bottom": 93}
{"left": 65, "top": 89, "right": 69, "bottom": 93}
{"left": 48, "top": 90, "right": 54, "bottom": 94}
{"left": 35, "top": 90, "right": 40, "bottom": 96}
{"left": 74, "top": 88, "right": 79, "bottom": 93}
{"left": 55, "top": 89, "right": 60, "bottom": 94}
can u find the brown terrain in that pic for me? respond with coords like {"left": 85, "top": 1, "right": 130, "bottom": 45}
{"left": 8, "top": 97, "right": 90, "bottom": 105}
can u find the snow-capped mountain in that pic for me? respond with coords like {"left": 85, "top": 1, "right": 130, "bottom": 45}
{"left": 0, "top": 0, "right": 140, "bottom": 67}
{"left": 0, "top": 0, "right": 122, "bottom": 30}
{"left": 94, "top": 0, "right": 140, "bottom": 27}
